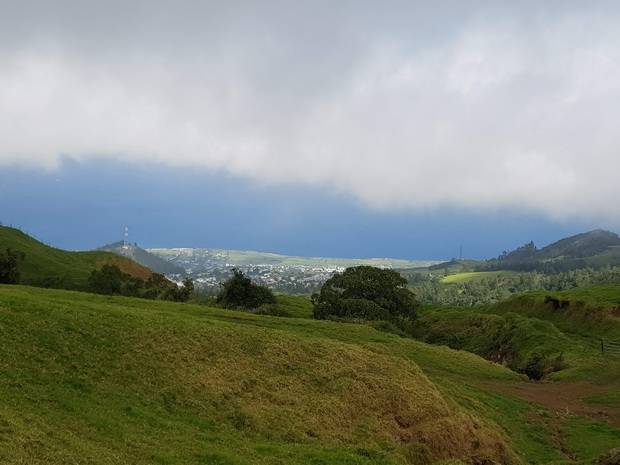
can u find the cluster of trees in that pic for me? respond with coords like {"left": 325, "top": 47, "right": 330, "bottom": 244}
{"left": 312, "top": 266, "right": 419, "bottom": 324}
{"left": 213, "top": 266, "right": 421, "bottom": 325}
{"left": 0, "top": 248, "right": 25, "bottom": 284}
{"left": 88, "top": 264, "right": 194, "bottom": 302}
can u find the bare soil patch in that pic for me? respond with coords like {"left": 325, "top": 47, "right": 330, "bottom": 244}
{"left": 482, "top": 381, "right": 620, "bottom": 428}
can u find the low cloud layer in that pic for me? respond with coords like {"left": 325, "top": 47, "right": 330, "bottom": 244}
{"left": 2, "top": 1, "right": 620, "bottom": 222}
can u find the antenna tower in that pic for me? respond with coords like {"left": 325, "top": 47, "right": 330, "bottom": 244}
{"left": 123, "top": 227, "right": 129, "bottom": 249}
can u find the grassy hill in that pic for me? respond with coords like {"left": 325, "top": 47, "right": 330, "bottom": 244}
{"left": 427, "top": 259, "right": 481, "bottom": 273}
{"left": 413, "top": 283, "right": 620, "bottom": 383}
{"left": 0, "top": 285, "right": 518, "bottom": 465}
{"left": 0, "top": 226, "right": 153, "bottom": 289}
{"left": 1, "top": 285, "right": 620, "bottom": 464}
{"left": 490, "top": 284, "right": 620, "bottom": 343}
{"left": 420, "top": 230, "right": 620, "bottom": 284}
{"left": 96, "top": 241, "right": 184, "bottom": 275}
{"left": 480, "top": 229, "right": 620, "bottom": 272}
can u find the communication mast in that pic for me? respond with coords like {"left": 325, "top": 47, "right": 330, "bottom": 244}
{"left": 123, "top": 227, "right": 129, "bottom": 249}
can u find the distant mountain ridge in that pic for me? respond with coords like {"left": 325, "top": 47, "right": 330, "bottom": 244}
{"left": 479, "top": 229, "right": 620, "bottom": 272}
{"left": 536, "top": 229, "right": 620, "bottom": 259}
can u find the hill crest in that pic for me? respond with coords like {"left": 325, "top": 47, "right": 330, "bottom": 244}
{"left": 0, "top": 226, "right": 154, "bottom": 289}
{"left": 97, "top": 241, "right": 184, "bottom": 275}
{"left": 479, "top": 229, "right": 620, "bottom": 272}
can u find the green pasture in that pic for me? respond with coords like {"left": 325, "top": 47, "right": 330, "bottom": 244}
{"left": 1, "top": 285, "right": 619, "bottom": 464}
{"left": 441, "top": 271, "right": 516, "bottom": 284}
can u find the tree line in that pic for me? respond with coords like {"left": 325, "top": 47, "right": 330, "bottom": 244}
{"left": 216, "top": 266, "right": 420, "bottom": 328}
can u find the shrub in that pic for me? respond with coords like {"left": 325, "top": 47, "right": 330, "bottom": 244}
{"left": 0, "top": 248, "right": 25, "bottom": 284}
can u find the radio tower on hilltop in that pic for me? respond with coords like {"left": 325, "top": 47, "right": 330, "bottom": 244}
{"left": 123, "top": 227, "right": 129, "bottom": 250}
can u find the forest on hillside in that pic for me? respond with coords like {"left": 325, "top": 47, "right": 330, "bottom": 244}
{"left": 407, "top": 266, "right": 620, "bottom": 306}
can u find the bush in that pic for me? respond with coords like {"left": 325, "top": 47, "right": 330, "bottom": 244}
{"left": 0, "top": 248, "right": 25, "bottom": 284}
{"left": 518, "top": 351, "right": 567, "bottom": 380}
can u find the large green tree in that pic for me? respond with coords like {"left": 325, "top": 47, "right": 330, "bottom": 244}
{"left": 216, "top": 268, "right": 276, "bottom": 309}
{"left": 312, "top": 266, "right": 419, "bottom": 322}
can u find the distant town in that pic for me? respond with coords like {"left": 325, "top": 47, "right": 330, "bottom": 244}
{"left": 147, "top": 247, "right": 438, "bottom": 295}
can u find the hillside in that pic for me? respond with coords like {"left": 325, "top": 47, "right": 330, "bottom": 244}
{"left": 2, "top": 285, "right": 620, "bottom": 463}
{"left": 96, "top": 241, "right": 184, "bottom": 275}
{"left": 490, "top": 284, "right": 620, "bottom": 342}
{"left": 413, "top": 282, "right": 620, "bottom": 385}
{"left": 0, "top": 226, "right": 153, "bottom": 289}
{"left": 0, "top": 285, "right": 520, "bottom": 465}
{"left": 480, "top": 229, "right": 620, "bottom": 272}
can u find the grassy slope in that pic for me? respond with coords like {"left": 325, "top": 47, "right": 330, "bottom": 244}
{"left": 3, "top": 285, "right": 620, "bottom": 463}
{"left": 441, "top": 271, "right": 516, "bottom": 284}
{"left": 0, "top": 226, "right": 153, "bottom": 289}
{"left": 0, "top": 285, "right": 575, "bottom": 465}
{"left": 414, "top": 281, "right": 620, "bottom": 381}
{"left": 412, "top": 284, "right": 620, "bottom": 461}
{"left": 491, "top": 285, "right": 620, "bottom": 342}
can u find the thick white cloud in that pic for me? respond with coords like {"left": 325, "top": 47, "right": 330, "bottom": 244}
{"left": 1, "top": 1, "right": 620, "bottom": 222}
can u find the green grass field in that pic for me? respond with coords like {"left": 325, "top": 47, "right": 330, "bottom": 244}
{"left": 441, "top": 271, "right": 516, "bottom": 284}
{"left": 2, "top": 284, "right": 620, "bottom": 464}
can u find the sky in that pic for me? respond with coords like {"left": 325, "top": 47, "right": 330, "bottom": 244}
{"left": 1, "top": 1, "right": 619, "bottom": 260}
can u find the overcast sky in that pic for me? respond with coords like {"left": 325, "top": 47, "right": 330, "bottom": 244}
{"left": 1, "top": 1, "right": 619, "bottom": 259}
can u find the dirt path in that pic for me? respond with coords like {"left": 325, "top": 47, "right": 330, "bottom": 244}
{"left": 481, "top": 380, "right": 620, "bottom": 427}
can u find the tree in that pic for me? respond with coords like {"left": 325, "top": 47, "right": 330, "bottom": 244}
{"left": 176, "top": 277, "right": 195, "bottom": 302}
{"left": 216, "top": 268, "right": 276, "bottom": 309}
{"left": 312, "top": 266, "right": 419, "bottom": 322}
{"left": 143, "top": 272, "right": 179, "bottom": 300}
{"left": 0, "top": 248, "right": 26, "bottom": 284}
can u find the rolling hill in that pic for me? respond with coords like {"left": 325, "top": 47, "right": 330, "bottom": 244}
{"left": 0, "top": 226, "right": 154, "bottom": 289}
{"left": 480, "top": 229, "right": 620, "bottom": 272}
{"left": 0, "top": 285, "right": 520, "bottom": 465}
{"left": 2, "top": 284, "right": 620, "bottom": 463}
{"left": 96, "top": 241, "right": 184, "bottom": 275}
